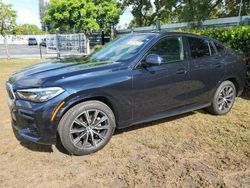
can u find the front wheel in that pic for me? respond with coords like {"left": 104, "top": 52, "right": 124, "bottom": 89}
{"left": 58, "top": 101, "right": 116, "bottom": 155}
{"left": 206, "top": 81, "right": 236, "bottom": 115}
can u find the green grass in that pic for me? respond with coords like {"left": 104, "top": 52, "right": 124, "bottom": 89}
{"left": 0, "top": 59, "right": 44, "bottom": 70}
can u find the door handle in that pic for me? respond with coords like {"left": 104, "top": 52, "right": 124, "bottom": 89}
{"left": 176, "top": 69, "right": 187, "bottom": 74}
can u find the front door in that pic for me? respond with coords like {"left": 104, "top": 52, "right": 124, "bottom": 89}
{"left": 132, "top": 36, "right": 190, "bottom": 120}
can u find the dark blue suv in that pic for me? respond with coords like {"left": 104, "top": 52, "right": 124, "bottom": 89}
{"left": 6, "top": 32, "right": 246, "bottom": 155}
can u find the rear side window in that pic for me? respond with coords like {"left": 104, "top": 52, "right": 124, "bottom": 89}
{"left": 214, "top": 42, "right": 225, "bottom": 54}
{"left": 149, "top": 37, "right": 184, "bottom": 63}
{"left": 188, "top": 37, "right": 210, "bottom": 59}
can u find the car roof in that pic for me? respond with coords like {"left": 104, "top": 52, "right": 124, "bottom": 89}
{"left": 131, "top": 31, "right": 223, "bottom": 45}
{"left": 132, "top": 31, "right": 204, "bottom": 37}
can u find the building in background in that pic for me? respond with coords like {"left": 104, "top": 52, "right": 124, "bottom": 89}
{"left": 39, "top": 0, "right": 50, "bottom": 31}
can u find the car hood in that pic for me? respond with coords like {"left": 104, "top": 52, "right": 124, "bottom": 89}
{"left": 7, "top": 58, "right": 122, "bottom": 90}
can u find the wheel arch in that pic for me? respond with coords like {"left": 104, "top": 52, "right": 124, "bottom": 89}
{"left": 54, "top": 94, "right": 120, "bottom": 131}
{"left": 217, "top": 75, "right": 242, "bottom": 96}
{"left": 226, "top": 77, "right": 240, "bottom": 95}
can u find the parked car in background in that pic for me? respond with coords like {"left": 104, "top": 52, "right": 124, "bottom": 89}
{"left": 6, "top": 32, "right": 246, "bottom": 155}
{"left": 40, "top": 38, "right": 47, "bottom": 47}
{"left": 28, "top": 37, "right": 38, "bottom": 45}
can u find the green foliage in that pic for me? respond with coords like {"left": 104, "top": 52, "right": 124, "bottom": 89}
{"left": 43, "top": 0, "right": 122, "bottom": 34}
{"left": 14, "top": 24, "right": 44, "bottom": 35}
{"left": 93, "top": 45, "right": 103, "bottom": 51}
{"left": 96, "top": 0, "right": 122, "bottom": 33}
{"left": 0, "top": 1, "right": 16, "bottom": 36}
{"left": 123, "top": 0, "right": 153, "bottom": 27}
{"left": 215, "top": 0, "right": 250, "bottom": 18}
{"left": 183, "top": 26, "right": 250, "bottom": 57}
{"left": 122, "top": 0, "right": 250, "bottom": 27}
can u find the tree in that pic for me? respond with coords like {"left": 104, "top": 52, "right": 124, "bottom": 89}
{"left": 43, "top": 0, "right": 121, "bottom": 53}
{"left": 14, "top": 24, "right": 44, "bottom": 35}
{"left": 95, "top": 0, "right": 122, "bottom": 33}
{"left": 211, "top": 0, "right": 250, "bottom": 18}
{"left": 122, "top": 0, "right": 154, "bottom": 27}
{"left": 0, "top": 1, "right": 16, "bottom": 59}
{"left": 123, "top": 0, "right": 250, "bottom": 27}
{"left": 152, "top": 0, "right": 180, "bottom": 24}
{"left": 176, "top": 0, "right": 212, "bottom": 23}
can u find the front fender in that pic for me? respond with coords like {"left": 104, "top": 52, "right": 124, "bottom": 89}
{"left": 52, "top": 90, "right": 132, "bottom": 129}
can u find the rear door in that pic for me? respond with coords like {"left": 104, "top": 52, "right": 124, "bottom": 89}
{"left": 186, "top": 36, "right": 225, "bottom": 104}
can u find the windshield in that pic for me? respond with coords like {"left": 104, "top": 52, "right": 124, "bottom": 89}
{"left": 91, "top": 34, "right": 156, "bottom": 62}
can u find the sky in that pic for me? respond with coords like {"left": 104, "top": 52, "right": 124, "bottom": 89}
{"left": 5, "top": 0, "right": 134, "bottom": 29}
{"left": 6, "top": 0, "right": 41, "bottom": 27}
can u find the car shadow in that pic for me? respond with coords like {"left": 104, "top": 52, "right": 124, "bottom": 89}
{"left": 18, "top": 134, "right": 70, "bottom": 155}
{"left": 241, "top": 90, "right": 250, "bottom": 100}
{"left": 20, "top": 141, "right": 53, "bottom": 153}
{"left": 115, "top": 111, "right": 195, "bottom": 135}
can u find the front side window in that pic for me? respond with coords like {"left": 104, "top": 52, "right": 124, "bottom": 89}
{"left": 188, "top": 37, "right": 210, "bottom": 59}
{"left": 148, "top": 37, "right": 184, "bottom": 63}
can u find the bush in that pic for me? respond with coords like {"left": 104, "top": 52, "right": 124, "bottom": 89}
{"left": 181, "top": 26, "right": 250, "bottom": 89}
{"left": 182, "top": 26, "right": 250, "bottom": 57}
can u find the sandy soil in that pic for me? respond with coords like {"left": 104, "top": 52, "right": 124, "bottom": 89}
{"left": 0, "top": 59, "right": 249, "bottom": 188}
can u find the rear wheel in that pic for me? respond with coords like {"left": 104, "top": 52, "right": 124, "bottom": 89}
{"left": 206, "top": 81, "right": 236, "bottom": 115}
{"left": 58, "top": 101, "right": 116, "bottom": 155}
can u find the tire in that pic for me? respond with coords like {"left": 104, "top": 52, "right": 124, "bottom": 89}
{"left": 58, "top": 100, "right": 116, "bottom": 156}
{"left": 206, "top": 81, "right": 236, "bottom": 115}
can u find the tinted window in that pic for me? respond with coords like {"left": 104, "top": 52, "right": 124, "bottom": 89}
{"left": 188, "top": 37, "right": 210, "bottom": 58}
{"left": 148, "top": 37, "right": 184, "bottom": 63}
{"left": 214, "top": 42, "right": 225, "bottom": 53}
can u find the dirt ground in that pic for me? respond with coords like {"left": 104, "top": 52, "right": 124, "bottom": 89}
{"left": 0, "top": 59, "right": 249, "bottom": 188}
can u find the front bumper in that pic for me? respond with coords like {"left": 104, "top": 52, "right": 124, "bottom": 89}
{"left": 8, "top": 92, "right": 70, "bottom": 145}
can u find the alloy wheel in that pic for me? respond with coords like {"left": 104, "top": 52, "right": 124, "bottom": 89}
{"left": 217, "top": 85, "right": 235, "bottom": 112}
{"left": 69, "top": 110, "right": 110, "bottom": 149}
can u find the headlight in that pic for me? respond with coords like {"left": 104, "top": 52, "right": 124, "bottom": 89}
{"left": 16, "top": 87, "right": 64, "bottom": 102}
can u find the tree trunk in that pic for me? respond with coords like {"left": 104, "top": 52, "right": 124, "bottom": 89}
{"left": 4, "top": 36, "right": 10, "bottom": 60}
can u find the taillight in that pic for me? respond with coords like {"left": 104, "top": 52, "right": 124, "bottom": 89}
{"left": 242, "top": 56, "right": 248, "bottom": 64}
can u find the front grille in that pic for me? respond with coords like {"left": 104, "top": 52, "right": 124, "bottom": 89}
{"left": 6, "top": 83, "right": 15, "bottom": 100}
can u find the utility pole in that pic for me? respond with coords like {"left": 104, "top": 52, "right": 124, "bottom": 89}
{"left": 238, "top": 0, "right": 243, "bottom": 26}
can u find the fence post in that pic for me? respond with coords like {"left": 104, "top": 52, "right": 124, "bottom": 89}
{"left": 56, "top": 32, "right": 60, "bottom": 58}
{"left": 39, "top": 43, "right": 43, "bottom": 59}
{"left": 78, "top": 34, "right": 82, "bottom": 53}
{"left": 101, "top": 30, "right": 105, "bottom": 45}
{"left": 84, "top": 33, "right": 90, "bottom": 55}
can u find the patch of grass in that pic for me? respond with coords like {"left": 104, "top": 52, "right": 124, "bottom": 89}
{"left": 0, "top": 59, "right": 44, "bottom": 70}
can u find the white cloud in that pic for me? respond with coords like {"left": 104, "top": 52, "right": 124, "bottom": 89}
{"left": 16, "top": 7, "right": 41, "bottom": 27}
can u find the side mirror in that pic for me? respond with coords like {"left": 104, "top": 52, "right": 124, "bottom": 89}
{"left": 143, "top": 54, "right": 163, "bottom": 66}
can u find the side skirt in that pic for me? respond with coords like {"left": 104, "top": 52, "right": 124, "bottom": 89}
{"left": 117, "top": 102, "right": 211, "bottom": 129}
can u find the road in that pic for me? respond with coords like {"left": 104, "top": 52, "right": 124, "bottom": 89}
{"left": 0, "top": 44, "right": 84, "bottom": 59}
